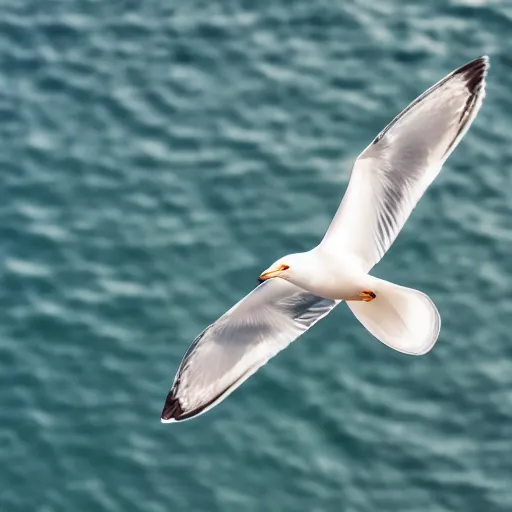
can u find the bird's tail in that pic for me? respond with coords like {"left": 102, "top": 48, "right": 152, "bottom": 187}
{"left": 346, "top": 277, "right": 441, "bottom": 355}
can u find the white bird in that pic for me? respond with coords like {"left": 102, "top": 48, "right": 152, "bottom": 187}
{"left": 161, "top": 56, "right": 489, "bottom": 423}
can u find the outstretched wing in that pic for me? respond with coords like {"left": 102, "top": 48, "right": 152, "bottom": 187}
{"left": 161, "top": 279, "right": 338, "bottom": 422}
{"left": 320, "top": 56, "right": 488, "bottom": 272}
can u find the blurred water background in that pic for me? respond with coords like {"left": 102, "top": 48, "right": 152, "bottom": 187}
{"left": 1, "top": 0, "right": 512, "bottom": 511}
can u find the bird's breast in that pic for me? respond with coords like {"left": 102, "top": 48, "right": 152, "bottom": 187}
{"left": 303, "top": 254, "right": 371, "bottom": 301}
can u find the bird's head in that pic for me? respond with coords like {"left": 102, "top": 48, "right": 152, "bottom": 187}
{"left": 258, "top": 253, "right": 310, "bottom": 284}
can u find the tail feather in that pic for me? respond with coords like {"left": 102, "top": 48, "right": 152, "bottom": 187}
{"left": 347, "top": 278, "right": 440, "bottom": 355}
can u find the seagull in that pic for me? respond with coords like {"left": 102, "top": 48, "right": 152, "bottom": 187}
{"left": 161, "top": 56, "right": 488, "bottom": 423}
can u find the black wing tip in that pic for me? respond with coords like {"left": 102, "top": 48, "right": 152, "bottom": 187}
{"left": 161, "top": 392, "right": 185, "bottom": 423}
{"left": 455, "top": 56, "right": 489, "bottom": 95}
{"left": 160, "top": 390, "right": 213, "bottom": 423}
{"left": 161, "top": 383, "right": 234, "bottom": 423}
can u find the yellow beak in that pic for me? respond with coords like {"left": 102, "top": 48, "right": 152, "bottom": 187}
{"left": 258, "top": 269, "right": 283, "bottom": 283}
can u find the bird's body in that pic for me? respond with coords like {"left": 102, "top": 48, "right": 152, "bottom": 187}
{"left": 161, "top": 56, "right": 489, "bottom": 423}
{"left": 261, "top": 249, "right": 371, "bottom": 301}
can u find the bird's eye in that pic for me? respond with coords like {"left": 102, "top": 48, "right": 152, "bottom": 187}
{"left": 279, "top": 264, "right": 290, "bottom": 271}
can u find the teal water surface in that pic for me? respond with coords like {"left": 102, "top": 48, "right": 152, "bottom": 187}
{"left": 1, "top": 1, "right": 512, "bottom": 511}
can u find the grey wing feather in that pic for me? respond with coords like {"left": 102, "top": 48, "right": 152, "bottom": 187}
{"left": 161, "top": 279, "right": 338, "bottom": 422}
{"left": 320, "top": 56, "right": 488, "bottom": 271}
